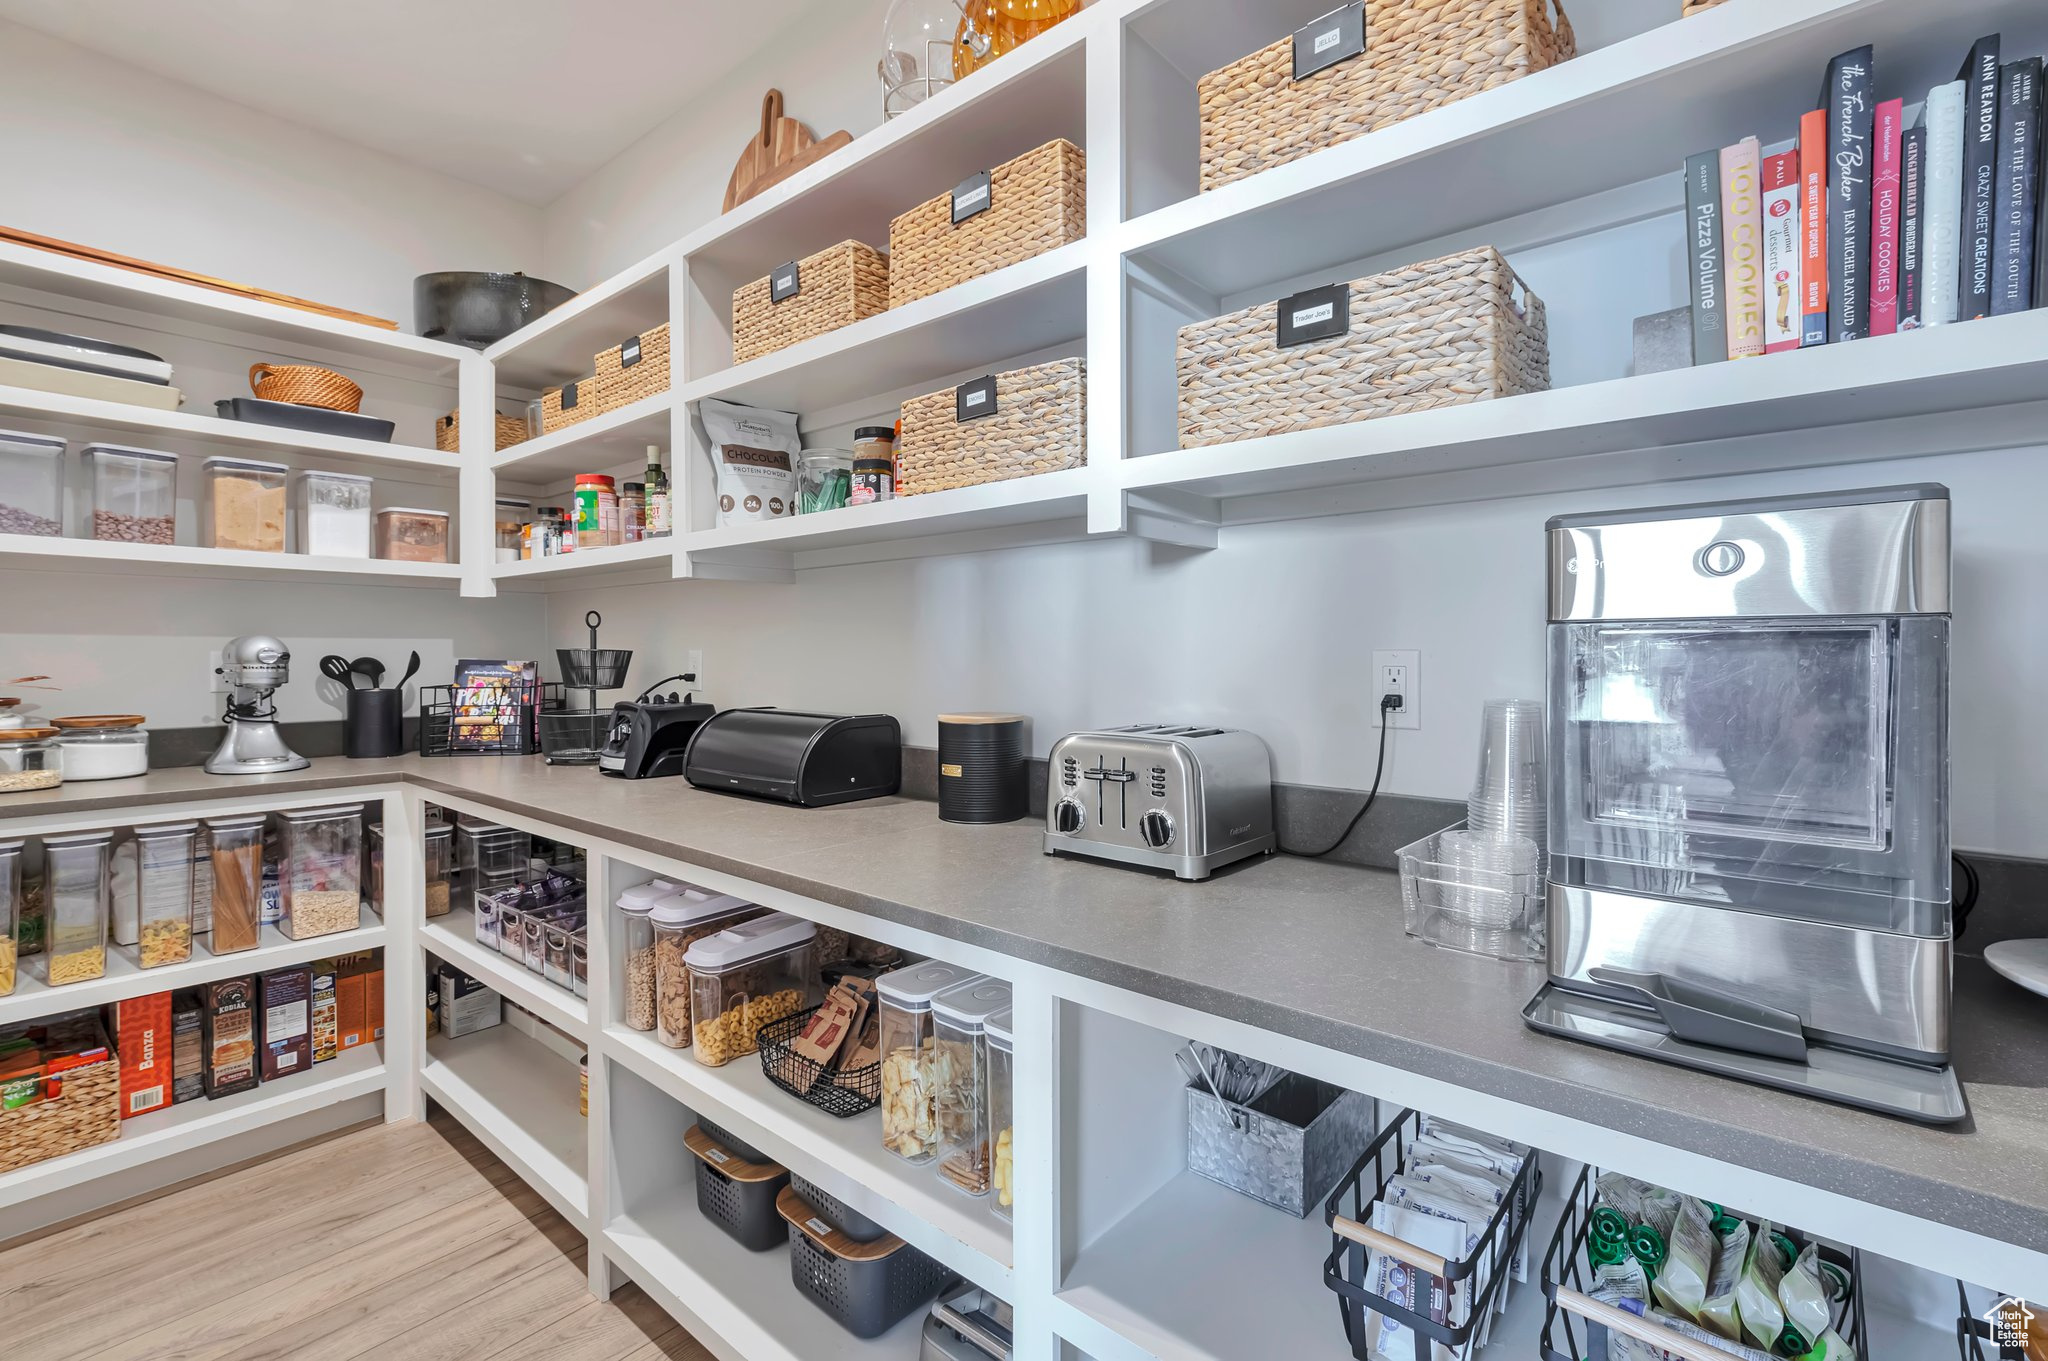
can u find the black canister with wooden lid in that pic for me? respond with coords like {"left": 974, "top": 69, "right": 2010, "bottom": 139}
{"left": 936, "top": 713, "right": 1027, "bottom": 824}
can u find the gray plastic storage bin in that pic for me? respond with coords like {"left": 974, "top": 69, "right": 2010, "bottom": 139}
{"left": 687, "top": 1124, "right": 788, "bottom": 1252}
{"left": 778, "top": 1185, "right": 952, "bottom": 1338}
{"left": 789, "top": 1172, "right": 888, "bottom": 1242}
{"left": 696, "top": 1113, "right": 770, "bottom": 1165}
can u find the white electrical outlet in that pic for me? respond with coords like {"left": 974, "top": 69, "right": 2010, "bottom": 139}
{"left": 1372, "top": 649, "right": 1419, "bottom": 729}
{"left": 208, "top": 648, "right": 228, "bottom": 694}
{"left": 684, "top": 649, "right": 705, "bottom": 695}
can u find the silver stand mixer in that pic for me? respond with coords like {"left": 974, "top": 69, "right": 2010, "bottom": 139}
{"left": 206, "top": 635, "right": 311, "bottom": 775}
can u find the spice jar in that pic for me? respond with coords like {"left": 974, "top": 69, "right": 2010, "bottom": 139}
{"left": 850, "top": 426, "right": 897, "bottom": 506}
{"left": 0, "top": 728, "right": 63, "bottom": 793}
{"left": 0, "top": 838, "right": 22, "bottom": 996}
{"left": 299, "top": 470, "right": 373, "bottom": 557}
{"left": 620, "top": 481, "right": 645, "bottom": 543}
{"left": 683, "top": 911, "right": 817, "bottom": 1066}
{"left": 51, "top": 719, "right": 149, "bottom": 781}
{"left": 0, "top": 428, "right": 65, "bottom": 537}
{"left": 207, "top": 814, "right": 265, "bottom": 953}
{"left": 797, "top": 449, "right": 853, "bottom": 514}
{"left": 876, "top": 960, "right": 979, "bottom": 1163}
{"left": 374, "top": 507, "right": 450, "bottom": 563}
{"left": 44, "top": 829, "right": 113, "bottom": 986}
{"left": 987, "top": 1006, "right": 1014, "bottom": 1218}
{"left": 278, "top": 805, "right": 363, "bottom": 940}
{"left": 134, "top": 820, "right": 197, "bottom": 969}
{"left": 495, "top": 497, "right": 531, "bottom": 563}
{"left": 202, "top": 456, "right": 288, "bottom": 552}
{"left": 650, "top": 889, "right": 762, "bottom": 1049}
{"left": 931, "top": 977, "right": 1011, "bottom": 1196}
{"left": 85, "top": 443, "right": 178, "bottom": 545}
{"left": 423, "top": 823, "right": 454, "bottom": 918}
{"left": 573, "top": 474, "right": 618, "bottom": 549}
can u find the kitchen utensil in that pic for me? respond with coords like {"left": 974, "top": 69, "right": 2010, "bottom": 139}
{"left": 412, "top": 271, "right": 575, "bottom": 350}
{"left": 206, "top": 635, "right": 309, "bottom": 775}
{"left": 213, "top": 397, "right": 394, "bottom": 443}
{"left": 1043, "top": 724, "right": 1275, "bottom": 880}
{"left": 350, "top": 656, "right": 385, "bottom": 690}
{"left": 1532, "top": 484, "right": 1963, "bottom": 1124}
{"left": 395, "top": 650, "right": 421, "bottom": 691}
{"left": 0, "top": 223, "right": 398, "bottom": 329}
{"left": 0, "top": 325, "right": 171, "bottom": 384}
{"left": 1176, "top": 1046, "right": 1242, "bottom": 1130}
{"left": 319, "top": 655, "right": 357, "bottom": 690}
{"left": 249, "top": 363, "right": 362, "bottom": 413}
{"left": 921, "top": 1281, "right": 1015, "bottom": 1361}
{"left": 723, "top": 89, "right": 854, "bottom": 212}
{"left": 682, "top": 709, "right": 901, "bottom": 806}
{"left": 1985, "top": 939, "right": 2048, "bottom": 1000}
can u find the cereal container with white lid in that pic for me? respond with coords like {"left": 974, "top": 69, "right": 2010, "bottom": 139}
{"left": 683, "top": 910, "right": 816, "bottom": 1066}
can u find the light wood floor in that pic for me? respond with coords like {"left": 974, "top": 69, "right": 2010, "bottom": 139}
{"left": 0, "top": 1113, "right": 713, "bottom": 1361}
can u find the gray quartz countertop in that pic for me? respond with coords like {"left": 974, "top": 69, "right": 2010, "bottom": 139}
{"left": 7, "top": 756, "right": 2047, "bottom": 1256}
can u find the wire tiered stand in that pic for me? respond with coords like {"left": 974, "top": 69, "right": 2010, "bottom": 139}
{"left": 540, "top": 610, "right": 631, "bottom": 765}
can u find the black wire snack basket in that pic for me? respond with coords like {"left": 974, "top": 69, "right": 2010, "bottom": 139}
{"left": 419, "top": 670, "right": 563, "bottom": 756}
{"left": 756, "top": 1006, "right": 882, "bottom": 1118}
{"left": 542, "top": 610, "right": 632, "bottom": 765}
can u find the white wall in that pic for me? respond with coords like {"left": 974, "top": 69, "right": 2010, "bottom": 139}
{"left": 548, "top": 443, "right": 2048, "bottom": 860}
{"left": 0, "top": 20, "right": 543, "bottom": 325}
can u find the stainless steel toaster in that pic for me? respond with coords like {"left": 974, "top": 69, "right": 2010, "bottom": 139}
{"left": 1042, "top": 725, "right": 1275, "bottom": 880}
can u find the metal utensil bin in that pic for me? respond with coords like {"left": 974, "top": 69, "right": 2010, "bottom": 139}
{"left": 1187, "top": 1073, "right": 1374, "bottom": 1218}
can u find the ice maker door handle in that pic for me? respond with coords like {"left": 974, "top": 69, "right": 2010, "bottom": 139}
{"left": 1588, "top": 967, "right": 1810, "bottom": 1063}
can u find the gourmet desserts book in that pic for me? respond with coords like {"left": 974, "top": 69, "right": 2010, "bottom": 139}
{"left": 1761, "top": 142, "right": 1804, "bottom": 353}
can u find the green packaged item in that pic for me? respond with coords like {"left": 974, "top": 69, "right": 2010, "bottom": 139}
{"left": 1779, "top": 1242, "right": 1834, "bottom": 1345}
{"left": 1735, "top": 1221, "right": 1789, "bottom": 1350}
{"left": 1649, "top": 1194, "right": 1716, "bottom": 1321}
{"left": 1699, "top": 1219, "right": 1750, "bottom": 1340}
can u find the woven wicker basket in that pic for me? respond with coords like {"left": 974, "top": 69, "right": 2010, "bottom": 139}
{"left": 1681, "top": 0, "right": 1728, "bottom": 12}
{"left": 887, "top": 139, "right": 1085, "bottom": 309}
{"left": 732, "top": 243, "right": 889, "bottom": 365}
{"left": 540, "top": 378, "right": 596, "bottom": 435}
{"left": 1197, "top": 0, "right": 1576, "bottom": 192}
{"left": 249, "top": 362, "right": 363, "bottom": 412}
{"left": 897, "top": 357, "right": 1085, "bottom": 496}
{"left": 436, "top": 409, "right": 530, "bottom": 453}
{"left": 1176, "top": 246, "right": 1548, "bottom": 449}
{"left": 595, "top": 323, "right": 672, "bottom": 412}
{"left": 0, "top": 1050, "right": 119, "bottom": 1175}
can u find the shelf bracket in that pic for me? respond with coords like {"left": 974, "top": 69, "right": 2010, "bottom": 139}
{"left": 1122, "top": 487, "right": 1219, "bottom": 550}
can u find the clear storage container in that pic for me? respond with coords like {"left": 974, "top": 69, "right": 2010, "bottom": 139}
{"left": 206, "top": 813, "right": 265, "bottom": 953}
{"left": 0, "top": 728, "right": 63, "bottom": 793}
{"left": 423, "top": 823, "right": 453, "bottom": 918}
{"left": 987, "top": 1006, "right": 1014, "bottom": 1219}
{"left": 572, "top": 929, "right": 589, "bottom": 999}
{"left": 299, "top": 470, "right": 373, "bottom": 557}
{"left": 44, "top": 830, "right": 113, "bottom": 985}
{"left": 684, "top": 911, "right": 817, "bottom": 1066}
{"left": 85, "top": 443, "right": 178, "bottom": 545}
{"left": 134, "top": 820, "right": 196, "bottom": 969}
{"left": 545, "top": 920, "right": 573, "bottom": 989}
{"left": 651, "top": 889, "right": 763, "bottom": 1049}
{"left": 495, "top": 497, "right": 531, "bottom": 563}
{"left": 616, "top": 881, "right": 668, "bottom": 1033}
{"left": 457, "top": 822, "right": 530, "bottom": 876}
{"left": 52, "top": 726, "right": 149, "bottom": 781}
{"left": 876, "top": 960, "right": 979, "bottom": 1163}
{"left": 931, "top": 977, "right": 1011, "bottom": 1197}
{"left": 278, "top": 805, "right": 363, "bottom": 940}
{"left": 474, "top": 882, "right": 507, "bottom": 950}
{"left": 375, "top": 507, "right": 449, "bottom": 563}
{"left": 202, "top": 456, "right": 288, "bottom": 552}
{"left": 0, "top": 428, "right": 65, "bottom": 537}
{"left": 0, "top": 838, "right": 21, "bottom": 996}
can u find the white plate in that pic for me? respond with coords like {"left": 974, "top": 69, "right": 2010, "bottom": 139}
{"left": 1984, "top": 938, "right": 2048, "bottom": 1000}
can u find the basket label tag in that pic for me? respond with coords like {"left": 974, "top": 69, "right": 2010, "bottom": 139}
{"left": 1293, "top": 3, "right": 1366, "bottom": 80}
{"left": 805, "top": 1216, "right": 832, "bottom": 1236}
{"left": 770, "top": 261, "right": 802, "bottom": 302}
{"left": 951, "top": 171, "right": 993, "bottom": 224}
{"left": 1277, "top": 283, "right": 1350, "bottom": 347}
{"left": 561, "top": 381, "right": 580, "bottom": 409}
{"left": 955, "top": 374, "right": 998, "bottom": 421}
{"left": 706, "top": 1147, "right": 729, "bottom": 1163}
{"left": 621, "top": 335, "right": 642, "bottom": 367}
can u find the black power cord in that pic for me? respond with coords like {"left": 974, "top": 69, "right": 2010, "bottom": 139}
{"left": 1280, "top": 694, "right": 1401, "bottom": 858}
{"left": 1953, "top": 851, "right": 1980, "bottom": 940}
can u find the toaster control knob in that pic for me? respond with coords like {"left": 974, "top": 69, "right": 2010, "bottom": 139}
{"left": 1139, "top": 810, "right": 1176, "bottom": 849}
{"left": 1053, "top": 799, "right": 1085, "bottom": 835}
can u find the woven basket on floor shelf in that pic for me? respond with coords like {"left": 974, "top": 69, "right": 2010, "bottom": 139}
{"left": 249, "top": 362, "right": 363, "bottom": 412}
{"left": 896, "top": 357, "right": 1085, "bottom": 496}
{"left": 1176, "top": 246, "right": 1549, "bottom": 449}
{"left": 1197, "top": 0, "right": 1576, "bottom": 193}
{"left": 594, "top": 322, "right": 671, "bottom": 412}
{"left": 436, "top": 409, "right": 530, "bottom": 453}
{"left": 731, "top": 243, "right": 889, "bottom": 365}
{"left": 0, "top": 1049, "right": 119, "bottom": 1175}
{"left": 887, "top": 138, "right": 1085, "bottom": 309}
{"left": 540, "top": 377, "right": 596, "bottom": 435}
{"left": 1681, "top": 0, "right": 1728, "bottom": 12}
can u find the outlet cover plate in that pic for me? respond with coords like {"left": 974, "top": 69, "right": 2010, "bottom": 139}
{"left": 1372, "top": 649, "right": 1419, "bottom": 729}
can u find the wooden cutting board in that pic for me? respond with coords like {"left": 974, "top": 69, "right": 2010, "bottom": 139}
{"left": 723, "top": 90, "right": 853, "bottom": 213}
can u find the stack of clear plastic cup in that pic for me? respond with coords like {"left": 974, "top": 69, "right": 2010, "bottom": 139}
{"left": 1467, "top": 699, "right": 1546, "bottom": 849}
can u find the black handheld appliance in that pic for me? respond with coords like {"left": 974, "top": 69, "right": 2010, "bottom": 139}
{"left": 682, "top": 708, "right": 901, "bottom": 806}
{"left": 598, "top": 673, "right": 715, "bottom": 779}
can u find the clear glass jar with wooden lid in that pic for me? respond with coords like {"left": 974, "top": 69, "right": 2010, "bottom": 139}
{"left": 50, "top": 714, "right": 149, "bottom": 781}
{"left": 0, "top": 727, "right": 62, "bottom": 793}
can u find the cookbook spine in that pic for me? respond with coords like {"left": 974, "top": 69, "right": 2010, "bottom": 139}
{"left": 1824, "top": 46, "right": 1877, "bottom": 341}
{"left": 1685, "top": 149, "right": 1729, "bottom": 364}
{"left": 1870, "top": 99, "right": 1904, "bottom": 335}
{"left": 1960, "top": 35, "right": 2002, "bottom": 319}
{"left": 1992, "top": 58, "right": 2042, "bottom": 316}
{"left": 1721, "top": 137, "right": 1765, "bottom": 358}
{"left": 1898, "top": 125, "right": 1926, "bottom": 329}
{"left": 1799, "top": 109, "right": 1829, "bottom": 345}
{"left": 1922, "top": 81, "right": 1967, "bottom": 326}
{"left": 1762, "top": 143, "right": 1803, "bottom": 352}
